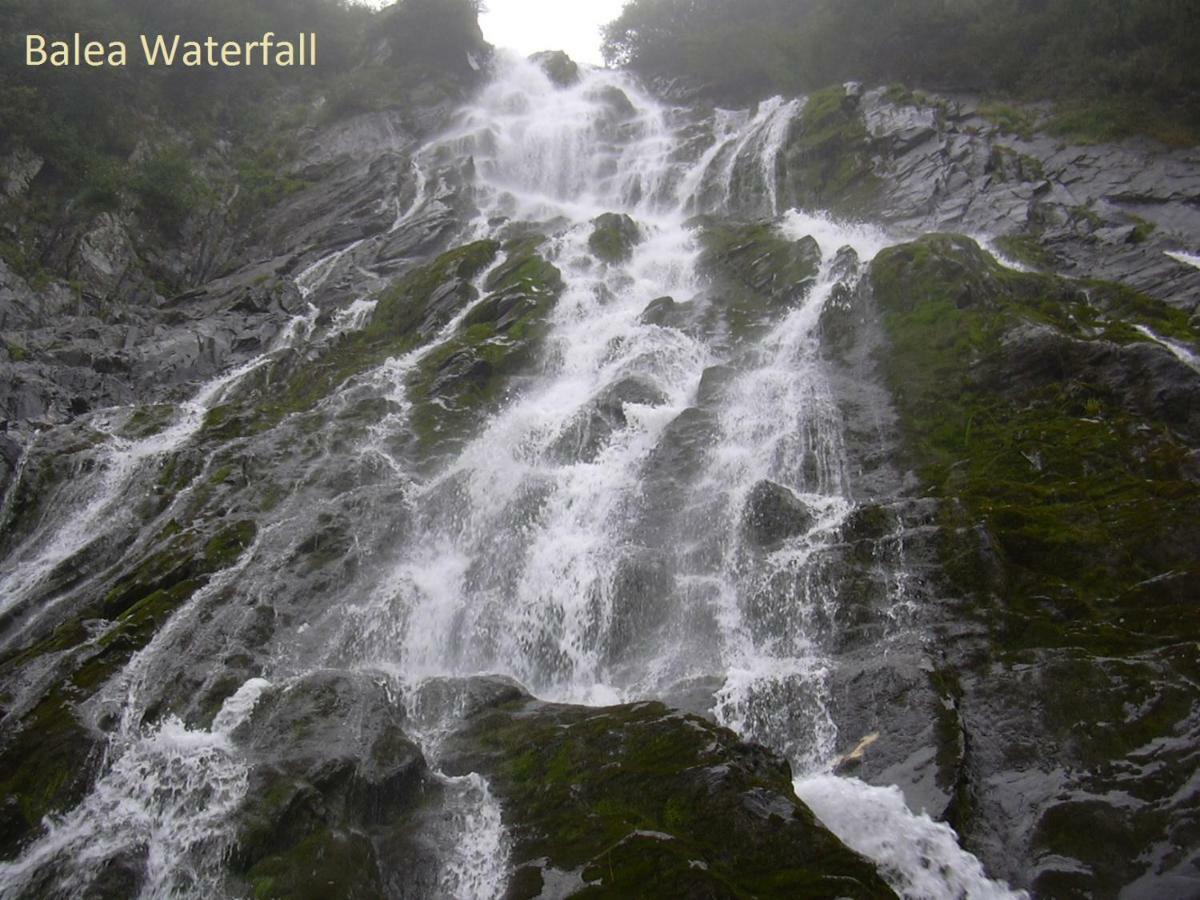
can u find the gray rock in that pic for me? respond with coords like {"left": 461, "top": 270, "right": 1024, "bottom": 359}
{"left": 741, "top": 480, "right": 814, "bottom": 547}
{"left": 529, "top": 50, "right": 580, "bottom": 87}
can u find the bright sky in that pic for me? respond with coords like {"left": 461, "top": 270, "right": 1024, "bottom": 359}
{"left": 478, "top": 0, "right": 628, "bottom": 65}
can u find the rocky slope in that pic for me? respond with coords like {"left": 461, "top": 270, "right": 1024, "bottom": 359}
{"left": 1, "top": 15, "right": 1198, "bottom": 900}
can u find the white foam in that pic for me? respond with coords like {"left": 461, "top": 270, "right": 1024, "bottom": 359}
{"left": 794, "top": 774, "right": 1029, "bottom": 900}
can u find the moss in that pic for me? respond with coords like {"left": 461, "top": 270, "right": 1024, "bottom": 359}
{"left": 203, "top": 519, "right": 257, "bottom": 567}
{"left": 120, "top": 404, "right": 176, "bottom": 439}
{"left": 1129, "top": 217, "right": 1157, "bottom": 244}
{"left": 992, "top": 233, "right": 1055, "bottom": 271}
{"left": 245, "top": 831, "right": 384, "bottom": 900}
{"left": 978, "top": 101, "right": 1040, "bottom": 140}
{"left": 782, "top": 86, "right": 880, "bottom": 218}
{"left": 0, "top": 685, "right": 97, "bottom": 856}
{"left": 883, "top": 83, "right": 915, "bottom": 106}
{"left": 870, "top": 234, "right": 1200, "bottom": 655}
{"left": 695, "top": 219, "right": 822, "bottom": 341}
{"left": 987, "top": 145, "right": 1045, "bottom": 184}
{"left": 0, "top": 514, "right": 257, "bottom": 853}
{"left": 405, "top": 245, "right": 563, "bottom": 456}
{"left": 4, "top": 340, "right": 29, "bottom": 362}
{"left": 588, "top": 212, "right": 641, "bottom": 263}
{"left": 446, "top": 699, "right": 896, "bottom": 898}
{"left": 203, "top": 241, "right": 500, "bottom": 440}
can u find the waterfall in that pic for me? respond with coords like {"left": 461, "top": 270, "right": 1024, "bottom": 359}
{"left": 0, "top": 52, "right": 1025, "bottom": 898}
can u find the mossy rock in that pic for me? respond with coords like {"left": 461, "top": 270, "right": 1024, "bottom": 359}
{"left": 693, "top": 219, "right": 822, "bottom": 344}
{"left": 871, "top": 234, "right": 1200, "bottom": 893}
{"left": 441, "top": 696, "right": 897, "bottom": 898}
{"left": 530, "top": 50, "right": 580, "bottom": 87}
{"left": 405, "top": 244, "right": 564, "bottom": 456}
{"left": 0, "top": 519, "right": 256, "bottom": 856}
{"left": 203, "top": 240, "right": 500, "bottom": 441}
{"left": 870, "top": 233, "right": 1200, "bottom": 637}
{"left": 588, "top": 212, "right": 642, "bottom": 264}
{"left": 781, "top": 85, "right": 881, "bottom": 218}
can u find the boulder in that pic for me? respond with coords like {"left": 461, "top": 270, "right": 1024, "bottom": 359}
{"left": 440, "top": 691, "right": 898, "bottom": 898}
{"left": 742, "top": 480, "right": 814, "bottom": 547}
{"left": 229, "top": 670, "right": 440, "bottom": 898}
{"left": 588, "top": 212, "right": 642, "bottom": 263}
{"left": 529, "top": 50, "right": 580, "bottom": 87}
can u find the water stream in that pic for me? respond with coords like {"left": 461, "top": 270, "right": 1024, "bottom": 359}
{"left": 0, "top": 53, "right": 1025, "bottom": 898}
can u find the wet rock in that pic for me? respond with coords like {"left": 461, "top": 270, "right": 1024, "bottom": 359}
{"left": 699, "top": 221, "right": 821, "bottom": 305}
{"left": 867, "top": 231, "right": 1200, "bottom": 896}
{"left": 0, "top": 432, "right": 21, "bottom": 506}
{"left": 856, "top": 86, "right": 1200, "bottom": 311}
{"left": 550, "top": 376, "right": 667, "bottom": 463}
{"left": 696, "top": 364, "right": 736, "bottom": 406}
{"left": 529, "top": 50, "right": 580, "bottom": 87}
{"left": 643, "top": 407, "right": 717, "bottom": 485}
{"left": 588, "top": 212, "right": 642, "bottom": 263}
{"left": 229, "top": 670, "right": 440, "bottom": 898}
{"left": 639, "top": 295, "right": 678, "bottom": 326}
{"left": 780, "top": 85, "right": 881, "bottom": 218}
{"left": 440, "top": 693, "right": 898, "bottom": 898}
{"left": 594, "top": 84, "right": 638, "bottom": 121}
{"left": 741, "top": 480, "right": 814, "bottom": 547}
{"left": 69, "top": 214, "right": 137, "bottom": 299}
{"left": 405, "top": 243, "right": 564, "bottom": 454}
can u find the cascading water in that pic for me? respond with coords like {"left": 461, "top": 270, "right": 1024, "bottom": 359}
{"left": 0, "top": 52, "right": 1027, "bottom": 898}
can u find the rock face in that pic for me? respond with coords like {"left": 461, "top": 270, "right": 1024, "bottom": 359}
{"left": 821, "top": 232, "right": 1200, "bottom": 897}
{"left": 529, "top": 50, "right": 581, "bottom": 87}
{"left": 1, "top": 18, "right": 1199, "bottom": 900}
{"left": 441, "top": 691, "right": 899, "bottom": 899}
{"left": 742, "top": 480, "right": 814, "bottom": 547}
{"left": 782, "top": 82, "right": 1200, "bottom": 312}
{"left": 229, "top": 671, "right": 440, "bottom": 899}
{"left": 588, "top": 212, "right": 642, "bottom": 262}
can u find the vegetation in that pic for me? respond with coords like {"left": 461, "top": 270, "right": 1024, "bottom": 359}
{"left": 869, "top": 234, "right": 1200, "bottom": 655}
{"left": 0, "top": 0, "right": 487, "bottom": 270}
{"left": 603, "top": 0, "right": 1200, "bottom": 142}
{"left": 447, "top": 696, "right": 899, "bottom": 898}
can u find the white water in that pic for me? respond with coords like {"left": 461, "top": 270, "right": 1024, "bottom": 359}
{"left": 0, "top": 324, "right": 297, "bottom": 623}
{"left": 1135, "top": 324, "right": 1200, "bottom": 374}
{"left": 317, "top": 53, "right": 1023, "bottom": 897}
{"left": 0, "top": 52, "right": 1028, "bottom": 898}
{"left": 795, "top": 774, "right": 1029, "bottom": 900}
{"left": 0, "top": 677, "right": 271, "bottom": 900}
{"left": 1164, "top": 249, "right": 1200, "bottom": 271}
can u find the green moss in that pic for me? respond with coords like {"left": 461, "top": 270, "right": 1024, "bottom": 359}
{"left": 992, "top": 233, "right": 1055, "bottom": 271}
{"left": 870, "top": 234, "right": 1200, "bottom": 655}
{"left": 447, "top": 699, "right": 896, "bottom": 898}
{"left": 120, "top": 404, "right": 176, "bottom": 439}
{"left": 978, "top": 101, "right": 1040, "bottom": 140}
{"left": 203, "top": 241, "right": 500, "bottom": 440}
{"left": 782, "top": 86, "right": 880, "bottom": 217}
{"left": 1129, "top": 218, "right": 1157, "bottom": 244}
{"left": 588, "top": 212, "right": 641, "bottom": 263}
{"left": 696, "top": 219, "right": 822, "bottom": 341}
{"left": 0, "top": 685, "right": 96, "bottom": 855}
{"left": 4, "top": 340, "right": 29, "bottom": 362}
{"left": 405, "top": 245, "right": 563, "bottom": 456}
{"left": 987, "top": 145, "right": 1045, "bottom": 184}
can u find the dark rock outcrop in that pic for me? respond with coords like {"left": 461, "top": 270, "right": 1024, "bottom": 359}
{"left": 440, "top": 690, "right": 899, "bottom": 898}
{"left": 741, "top": 480, "right": 814, "bottom": 547}
{"left": 229, "top": 671, "right": 441, "bottom": 899}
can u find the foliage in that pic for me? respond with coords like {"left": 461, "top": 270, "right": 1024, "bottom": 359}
{"left": 603, "top": 0, "right": 1200, "bottom": 141}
